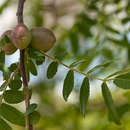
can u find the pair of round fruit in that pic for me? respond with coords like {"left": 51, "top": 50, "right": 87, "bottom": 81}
{"left": 0, "top": 24, "right": 56, "bottom": 55}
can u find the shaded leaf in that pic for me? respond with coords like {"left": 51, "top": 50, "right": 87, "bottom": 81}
{"left": 29, "top": 111, "right": 40, "bottom": 125}
{"left": 28, "top": 60, "right": 37, "bottom": 76}
{"left": 3, "top": 67, "right": 11, "bottom": 80}
{"left": 0, "top": 0, "right": 11, "bottom": 14}
{"left": 25, "top": 103, "right": 38, "bottom": 116}
{"left": 54, "top": 51, "right": 67, "bottom": 60}
{"left": 0, "top": 51, "right": 5, "bottom": 65}
{"left": 8, "top": 63, "right": 18, "bottom": 72}
{"left": 0, "top": 103, "right": 25, "bottom": 126}
{"left": 9, "top": 78, "right": 22, "bottom": 90}
{"left": 109, "top": 104, "right": 130, "bottom": 122}
{"left": 0, "top": 117, "right": 12, "bottom": 130}
{"left": 69, "top": 59, "right": 87, "bottom": 68}
{"left": 113, "top": 72, "right": 130, "bottom": 89}
{"left": 0, "top": 35, "right": 10, "bottom": 47}
{"left": 105, "top": 26, "right": 119, "bottom": 34}
{"left": 0, "top": 81, "right": 7, "bottom": 91}
{"left": 36, "top": 56, "right": 45, "bottom": 65}
{"left": 69, "top": 30, "right": 79, "bottom": 55}
{"left": 87, "top": 62, "right": 112, "bottom": 74}
{"left": 107, "top": 68, "right": 130, "bottom": 79}
{"left": 80, "top": 77, "right": 90, "bottom": 116}
{"left": 47, "top": 62, "right": 58, "bottom": 79}
{"left": 101, "top": 82, "right": 120, "bottom": 124}
{"left": 63, "top": 70, "right": 74, "bottom": 101}
{"left": 3, "top": 90, "right": 24, "bottom": 104}
{"left": 108, "top": 37, "right": 129, "bottom": 48}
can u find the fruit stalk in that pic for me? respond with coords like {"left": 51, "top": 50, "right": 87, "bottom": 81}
{"left": 17, "top": 0, "right": 32, "bottom": 130}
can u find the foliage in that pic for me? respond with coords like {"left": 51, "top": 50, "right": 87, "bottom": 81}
{"left": 0, "top": 0, "right": 130, "bottom": 129}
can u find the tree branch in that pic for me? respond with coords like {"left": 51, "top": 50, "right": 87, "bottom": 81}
{"left": 17, "top": 0, "right": 32, "bottom": 129}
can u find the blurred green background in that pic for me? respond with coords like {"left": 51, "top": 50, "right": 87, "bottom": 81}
{"left": 0, "top": 0, "right": 130, "bottom": 130}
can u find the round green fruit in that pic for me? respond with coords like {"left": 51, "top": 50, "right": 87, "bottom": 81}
{"left": 11, "top": 24, "right": 32, "bottom": 50}
{"left": 0, "top": 30, "right": 17, "bottom": 55}
{"left": 31, "top": 27, "right": 56, "bottom": 52}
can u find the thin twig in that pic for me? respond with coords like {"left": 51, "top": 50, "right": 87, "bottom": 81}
{"left": 40, "top": 51, "right": 106, "bottom": 82}
{"left": 17, "top": 0, "right": 32, "bottom": 129}
{"left": 40, "top": 51, "right": 130, "bottom": 82}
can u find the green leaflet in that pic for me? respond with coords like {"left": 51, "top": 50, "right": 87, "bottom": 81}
{"left": 107, "top": 68, "right": 130, "bottom": 79}
{"left": 113, "top": 72, "right": 130, "bottom": 89}
{"left": 8, "top": 62, "right": 18, "bottom": 72}
{"left": 28, "top": 47, "right": 45, "bottom": 65}
{"left": 3, "top": 90, "right": 24, "bottom": 104}
{"left": 0, "top": 0, "right": 11, "bottom": 15}
{"left": 87, "top": 62, "right": 112, "bottom": 74}
{"left": 0, "top": 81, "right": 7, "bottom": 91}
{"left": 0, "top": 117, "right": 12, "bottom": 130}
{"left": 80, "top": 77, "right": 90, "bottom": 117}
{"left": 47, "top": 61, "right": 58, "bottom": 79}
{"left": 109, "top": 103, "right": 130, "bottom": 122}
{"left": 28, "top": 59, "right": 37, "bottom": 76}
{"left": 0, "top": 35, "right": 10, "bottom": 47}
{"left": 35, "top": 56, "right": 45, "bottom": 65}
{"left": 3, "top": 67, "right": 11, "bottom": 81}
{"left": 101, "top": 82, "right": 120, "bottom": 125}
{"left": 0, "top": 51, "right": 5, "bottom": 65}
{"left": 9, "top": 79, "right": 22, "bottom": 90}
{"left": 54, "top": 51, "right": 67, "bottom": 60}
{"left": 69, "top": 59, "right": 87, "bottom": 68}
{"left": 29, "top": 111, "right": 40, "bottom": 125}
{"left": 25, "top": 103, "right": 38, "bottom": 116}
{"left": 63, "top": 70, "right": 74, "bottom": 101}
{"left": 69, "top": 29, "right": 79, "bottom": 55}
{"left": 0, "top": 103, "right": 25, "bottom": 126}
{"left": 105, "top": 25, "right": 119, "bottom": 34}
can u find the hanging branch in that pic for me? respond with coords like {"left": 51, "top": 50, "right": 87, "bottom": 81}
{"left": 16, "top": 0, "right": 32, "bottom": 129}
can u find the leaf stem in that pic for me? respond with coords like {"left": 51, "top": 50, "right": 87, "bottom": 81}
{"left": 40, "top": 51, "right": 106, "bottom": 82}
